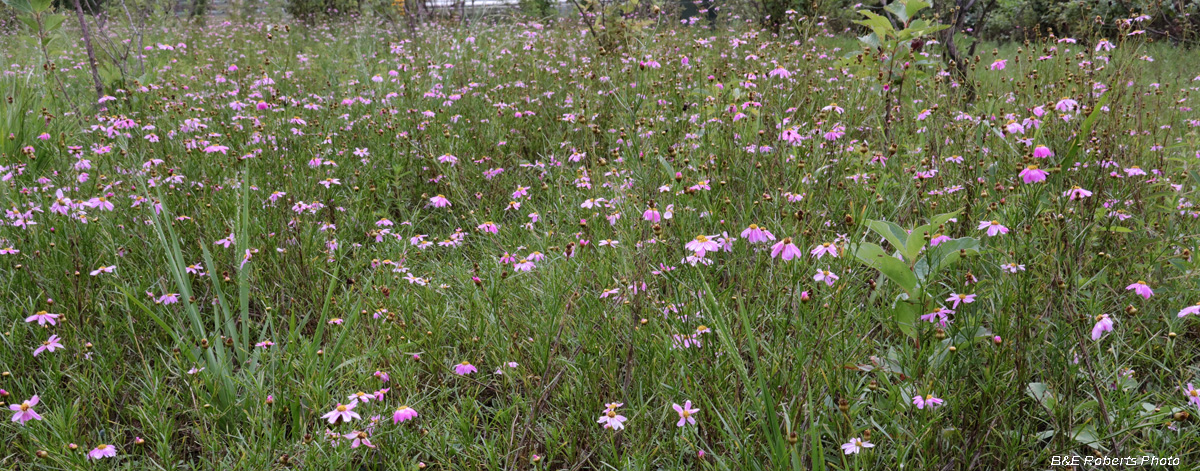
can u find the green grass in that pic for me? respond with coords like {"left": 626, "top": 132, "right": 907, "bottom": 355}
{"left": 0, "top": 13, "right": 1199, "bottom": 471}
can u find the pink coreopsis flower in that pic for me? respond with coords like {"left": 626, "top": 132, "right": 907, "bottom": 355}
{"left": 1091, "top": 314, "right": 1114, "bottom": 340}
{"left": 87, "top": 444, "right": 117, "bottom": 460}
{"left": 978, "top": 220, "right": 1009, "bottom": 237}
{"left": 513, "top": 259, "right": 535, "bottom": 272}
{"left": 597, "top": 405, "right": 627, "bottom": 430}
{"left": 841, "top": 437, "right": 874, "bottom": 455}
{"left": 321, "top": 402, "right": 361, "bottom": 424}
{"left": 946, "top": 293, "right": 976, "bottom": 309}
{"left": 1019, "top": 165, "right": 1048, "bottom": 184}
{"left": 740, "top": 224, "right": 775, "bottom": 244}
{"left": 989, "top": 59, "right": 1007, "bottom": 70}
{"left": 89, "top": 265, "right": 116, "bottom": 276}
{"left": 1033, "top": 146, "right": 1054, "bottom": 158}
{"left": 810, "top": 242, "right": 839, "bottom": 259}
{"left": 930, "top": 234, "right": 952, "bottom": 246}
{"left": 1063, "top": 186, "right": 1093, "bottom": 200}
{"left": 813, "top": 269, "right": 839, "bottom": 287}
{"left": 1186, "top": 383, "right": 1200, "bottom": 408}
{"left": 1179, "top": 303, "right": 1200, "bottom": 318}
{"left": 771, "top": 238, "right": 803, "bottom": 261}
{"left": 344, "top": 430, "right": 375, "bottom": 448}
{"left": 912, "top": 393, "right": 945, "bottom": 410}
{"left": 24, "top": 311, "right": 60, "bottom": 326}
{"left": 1125, "top": 281, "right": 1153, "bottom": 299}
{"left": 428, "top": 194, "right": 451, "bottom": 208}
{"left": 477, "top": 222, "right": 499, "bottom": 234}
{"left": 1054, "top": 98, "right": 1078, "bottom": 113}
{"left": 374, "top": 370, "right": 390, "bottom": 383}
{"left": 672, "top": 401, "right": 699, "bottom": 427}
{"left": 454, "top": 361, "right": 477, "bottom": 375}
{"left": 393, "top": 406, "right": 418, "bottom": 424}
{"left": 9, "top": 395, "right": 43, "bottom": 425}
{"left": 642, "top": 207, "right": 661, "bottom": 223}
{"left": 33, "top": 334, "right": 64, "bottom": 356}
{"left": 685, "top": 235, "right": 720, "bottom": 257}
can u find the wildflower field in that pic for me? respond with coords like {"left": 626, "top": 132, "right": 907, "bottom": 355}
{"left": 2, "top": 2, "right": 1200, "bottom": 469}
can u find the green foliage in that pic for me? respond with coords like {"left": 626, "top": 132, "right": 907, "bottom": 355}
{"left": 854, "top": 210, "right": 979, "bottom": 338}
{"left": 841, "top": 0, "right": 948, "bottom": 87}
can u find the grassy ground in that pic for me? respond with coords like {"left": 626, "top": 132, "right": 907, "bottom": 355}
{"left": 1, "top": 12, "right": 1199, "bottom": 471}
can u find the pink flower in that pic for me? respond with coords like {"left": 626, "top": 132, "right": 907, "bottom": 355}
{"left": 1091, "top": 314, "right": 1114, "bottom": 340}
{"left": 321, "top": 402, "right": 361, "bottom": 424}
{"left": 428, "top": 194, "right": 451, "bottom": 208}
{"left": 770, "top": 238, "right": 803, "bottom": 260}
{"left": 912, "top": 393, "right": 945, "bottom": 410}
{"left": 672, "top": 400, "right": 699, "bottom": 427}
{"left": 920, "top": 308, "right": 954, "bottom": 327}
{"left": 1033, "top": 145, "right": 1055, "bottom": 158}
{"left": 373, "top": 370, "right": 390, "bottom": 383}
{"left": 813, "top": 269, "right": 839, "bottom": 287}
{"left": 1186, "top": 383, "right": 1200, "bottom": 407}
{"left": 454, "top": 361, "right": 477, "bottom": 375}
{"left": 1125, "top": 281, "right": 1153, "bottom": 299}
{"left": 477, "top": 222, "right": 499, "bottom": 234}
{"left": 810, "top": 242, "right": 839, "bottom": 259}
{"left": 393, "top": 406, "right": 419, "bottom": 424}
{"left": 513, "top": 259, "right": 535, "bottom": 272}
{"left": 33, "top": 334, "right": 64, "bottom": 356}
{"left": 1019, "top": 165, "right": 1048, "bottom": 184}
{"left": 1063, "top": 186, "right": 1093, "bottom": 200}
{"left": 841, "top": 437, "right": 874, "bottom": 455}
{"left": 989, "top": 59, "right": 1007, "bottom": 70}
{"left": 9, "top": 395, "right": 44, "bottom": 425}
{"left": 597, "top": 403, "right": 628, "bottom": 430}
{"left": 685, "top": 235, "right": 720, "bottom": 257}
{"left": 930, "top": 234, "right": 951, "bottom": 246}
{"left": 24, "top": 311, "right": 60, "bottom": 326}
{"left": 89, "top": 265, "right": 116, "bottom": 276}
{"left": 344, "top": 430, "right": 375, "bottom": 448}
{"left": 1179, "top": 303, "right": 1200, "bottom": 318}
{"left": 87, "top": 444, "right": 117, "bottom": 460}
{"left": 977, "top": 220, "right": 1009, "bottom": 237}
{"left": 642, "top": 208, "right": 661, "bottom": 223}
{"left": 740, "top": 224, "right": 775, "bottom": 244}
{"left": 945, "top": 293, "right": 975, "bottom": 309}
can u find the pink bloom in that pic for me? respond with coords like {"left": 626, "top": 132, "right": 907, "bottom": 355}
{"left": 428, "top": 194, "right": 451, "bottom": 208}
{"left": 89, "top": 265, "right": 116, "bottom": 276}
{"left": 841, "top": 437, "right": 874, "bottom": 455}
{"left": 344, "top": 431, "right": 375, "bottom": 448}
{"left": 477, "top": 222, "right": 499, "bottom": 234}
{"left": 810, "top": 242, "right": 839, "bottom": 259}
{"left": 9, "top": 395, "right": 44, "bottom": 425}
{"left": 813, "top": 269, "right": 839, "bottom": 287}
{"left": 920, "top": 308, "right": 954, "bottom": 327}
{"left": 513, "top": 259, "right": 535, "bottom": 272}
{"left": 771, "top": 238, "right": 803, "bottom": 261}
{"left": 597, "top": 404, "right": 627, "bottom": 430}
{"left": 929, "top": 234, "right": 951, "bottom": 246}
{"left": 24, "top": 311, "right": 60, "bottom": 326}
{"left": 989, "top": 59, "right": 1007, "bottom": 70}
{"left": 1091, "top": 314, "right": 1114, "bottom": 340}
{"left": 393, "top": 406, "right": 419, "bottom": 424}
{"left": 912, "top": 393, "right": 945, "bottom": 410}
{"left": 1186, "top": 383, "right": 1200, "bottom": 407}
{"left": 33, "top": 334, "right": 64, "bottom": 356}
{"left": 321, "top": 402, "right": 361, "bottom": 424}
{"left": 1125, "top": 281, "right": 1153, "bottom": 299}
{"left": 740, "top": 224, "right": 775, "bottom": 244}
{"left": 945, "top": 293, "right": 976, "bottom": 309}
{"left": 87, "top": 444, "right": 117, "bottom": 460}
{"left": 977, "top": 220, "right": 1009, "bottom": 237}
{"left": 672, "top": 400, "right": 699, "bottom": 427}
{"left": 1179, "top": 303, "right": 1200, "bottom": 318}
{"left": 1019, "top": 165, "right": 1048, "bottom": 184}
{"left": 1063, "top": 186, "right": 1093, "bottom": 200}
{"left": 685, "top": 235, "right": 720, "bottom": 257}
{"left": 454, "top": 361, "right": 477, "bottom": 375}
{"left": 642, "top": 208, "right": 661, "bottom": 223}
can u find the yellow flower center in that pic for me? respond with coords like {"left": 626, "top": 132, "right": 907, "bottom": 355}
{"left": 606, "top": 410, "right": 617, "bottom": 418}
{"left": 681, "top": 410, "right": 690, "bottom": 418}
{"left": 991, "top": 220, "right": 1000, "bottom": 225}
{"left": 97, "top": 445, "right": 108, "bottom": 450}
{"left": 748, "top": 224, "right": 759, "bottom": 229}
{"left": 20, "top": 403, "right": 30, "bottom": 411}
{"left": 337, "top": 405, "right": 347, "bottom": 412}
{"left": 461, "top": 361, "right": 470, "bottom": 365}
{"left": 695, "top": 235, "right": 709, "bottom": 242}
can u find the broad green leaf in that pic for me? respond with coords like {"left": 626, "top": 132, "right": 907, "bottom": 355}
{"left": 2, "top": 0, "right": 35, "bottom": 14}
{"left": 865, "top": 219, "right": 910, "bottom": 256}
{"left": 892, "top": 297, "right": 920, "bottom": 338}
{"left": 1025, "top": 383, "right": 1058, "bottom": 412}
{"left": 905, "top": 0, "right": 931, "bottom": 21}
{"left": 905, "top": 224, "right": 932, "bottom": 262}
{"left": 914, "top": 237, "right": 979, "bottom": 280}
{"left": 884, "top": 1, "right": 908, "bottom": 23}
{"left": 854, "top": 242, "right": 918, "bottom": 294}
{"left": 43, "top": 13, "right": 65, "bottom": 32}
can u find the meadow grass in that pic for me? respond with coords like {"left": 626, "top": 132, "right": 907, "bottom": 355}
{"left": 1, "top": 13, "right": 1199, "bottom": 471}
